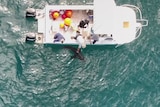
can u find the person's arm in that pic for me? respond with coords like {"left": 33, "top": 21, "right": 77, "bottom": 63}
{"left": 54, "top": 34, "right": 58, "bottom": 39}
{"left": 54, "top": 39, "right": 59, "bottom": 42}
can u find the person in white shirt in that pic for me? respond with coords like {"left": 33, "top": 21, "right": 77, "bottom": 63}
{"left": 71, "top": 31, "right": 86, "bottom": 53}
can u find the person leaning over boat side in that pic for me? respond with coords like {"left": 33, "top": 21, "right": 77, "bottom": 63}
{"left": 71, "top": 31, "right": 86, "bottom": 53}
{"left": 53, "top": 33, "right": 65, "bottom": 43}
{"left": 86, "top": 27, "right": 99, "bottom": 44}
{"left": 77, "top": 19, "right": 90, "bottom": 40}
{"left": 90, "top": 33, "right": 99, "bottom": 44}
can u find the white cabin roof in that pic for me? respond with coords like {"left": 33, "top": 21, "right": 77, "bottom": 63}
{"left": 93, "top": 0, "right": 137, "bottom": 44}
{"left": 93, "top": 0, "right": 116, "bottom": 34}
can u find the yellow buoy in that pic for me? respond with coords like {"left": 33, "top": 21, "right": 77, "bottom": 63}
{"left": 64, "top": 18, "right": 72, "bottom": 26}
{"left": 59, "top": 22, "right": 65, "bottom": 28}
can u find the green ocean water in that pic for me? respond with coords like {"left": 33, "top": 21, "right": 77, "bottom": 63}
{"left": 0, "top": 0, "right": 160, "bottom": 107}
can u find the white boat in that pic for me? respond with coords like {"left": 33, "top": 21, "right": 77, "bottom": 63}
{"left": 25, "top": 0, "right": 148, "bottom": 46}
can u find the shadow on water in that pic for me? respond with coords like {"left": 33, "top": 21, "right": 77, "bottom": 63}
{"left": 24, "top": 42, "right": 128, "bottom": 55}
{"left": 43, "top": 44, "right": 119, "bottom": 51}
{"left": 23, "top": 42, "right": 128, "bottom": 62}
{"left": 42, "top": 44, "right": 124, "bottom": 61}
{"left": 25, "top": 17, "right": 37, "bottom": 21}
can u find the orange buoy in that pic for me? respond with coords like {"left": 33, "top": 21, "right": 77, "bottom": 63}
{"left": 64, "top": 18, "right": 72, "bottom": 26}
{"left": 65, "top": 10, "right": 73, "bottom": 18}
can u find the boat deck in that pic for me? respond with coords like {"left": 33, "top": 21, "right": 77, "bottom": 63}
{"left": 33, "top": 2, "right": 148, "bottom": 45}
{"left": 47, "top": 10, "right": 93, "bottom": 44}
{"left": 36, "top": 9, "right": 116, "bottom": 45}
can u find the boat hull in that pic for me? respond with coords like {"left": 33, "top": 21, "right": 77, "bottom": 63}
{"left": 25, "top": 0, "right": 148, "bottom": 46}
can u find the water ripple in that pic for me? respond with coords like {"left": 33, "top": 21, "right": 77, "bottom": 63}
{"left": 0, "top": 0, "right": 160, "bottom": 107}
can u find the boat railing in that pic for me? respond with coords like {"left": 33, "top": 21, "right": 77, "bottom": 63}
{"left": 121, "top": 4, "right": 148, "bottom": 39}
{"left": 135, "top": 25, "right": 142, "bottom": 39}
{"left": 121, "top": 4, "right": 148, "bottom": 27}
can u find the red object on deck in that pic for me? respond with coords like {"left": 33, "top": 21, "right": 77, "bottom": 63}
{"left": 65, "top": 10, "right": 73, "bottom": 18}
{"left": 61, "top": 14, "right": 67, "bottom": 19}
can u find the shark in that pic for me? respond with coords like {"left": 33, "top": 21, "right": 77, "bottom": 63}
{"left": 63, "top": 46, "right": 85, "bottom": 60}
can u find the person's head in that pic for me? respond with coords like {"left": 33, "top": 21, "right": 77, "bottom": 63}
{"left": 84, "top": 19, "right": 89, "bottom": 25}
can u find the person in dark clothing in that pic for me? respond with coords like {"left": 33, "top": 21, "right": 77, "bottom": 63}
{"left": 89, "top": 27, "right": 99, "bottom": 44}
{"left": 54, "top": 33, "right": 65, "bottom": 43}
{"left": 91, "top": 34, "right": 99, "bottom": 44}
